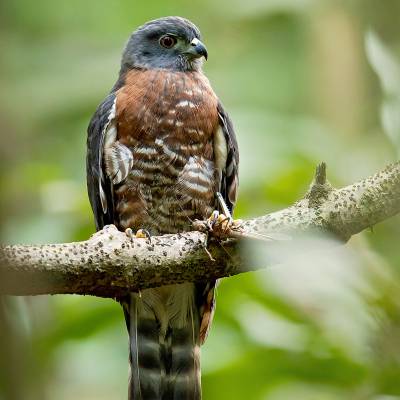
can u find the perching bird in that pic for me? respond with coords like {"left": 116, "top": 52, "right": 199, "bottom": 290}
{"left": 86, "top": 16, "right": 239, "bottom": 399}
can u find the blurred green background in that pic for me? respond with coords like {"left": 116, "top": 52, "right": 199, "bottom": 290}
{"left": 1, "top": 0, "right": 400, "bottom": 399}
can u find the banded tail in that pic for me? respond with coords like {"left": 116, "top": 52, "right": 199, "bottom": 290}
{"left": 123, "top": 283, "right": 202, "bottom": 400}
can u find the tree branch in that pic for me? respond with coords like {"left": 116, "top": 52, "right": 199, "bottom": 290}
{"left": 1, "top": 162, "right": 399, "bottom": 298}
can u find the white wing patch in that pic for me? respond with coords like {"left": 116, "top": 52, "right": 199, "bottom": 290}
{"left": 104, "top": 141, "right": 134, "bottom": 185}
{"left": 99, "top": 97, "right": 134, "bottom": 213}
{"left": 214, "top": 126, "right": 228, "bottom": 172}
{"left": 99, "top": 98, "right": 117, "bottom": 214}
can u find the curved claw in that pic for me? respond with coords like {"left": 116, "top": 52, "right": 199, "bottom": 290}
{"left": 206, "top": 210, "right": 234, "bottom": 233}
{"left": 207, "top": 210, "right": 220, "bottom": 230}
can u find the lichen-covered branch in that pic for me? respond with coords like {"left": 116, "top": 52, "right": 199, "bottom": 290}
{"left": 0, "top": 161, "right": 399, "bottom": 298}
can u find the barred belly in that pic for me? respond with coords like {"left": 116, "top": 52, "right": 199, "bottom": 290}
{"left": 114, "top": 144, "right": 215, "bottom": 234}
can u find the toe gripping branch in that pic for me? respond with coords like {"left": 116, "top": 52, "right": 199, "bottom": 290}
{"left": 194, "top": 192, "right": 291, "bottom": 243}
{"left": 125, "top": 228, "right": 152, "bottom": 242}
{"left": 194, "top": 192, "right": 243, "bottom": 238}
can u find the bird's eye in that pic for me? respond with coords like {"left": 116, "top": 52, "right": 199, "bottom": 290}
{"left": 159, "top": 35, "right": 177, "bottom": 49}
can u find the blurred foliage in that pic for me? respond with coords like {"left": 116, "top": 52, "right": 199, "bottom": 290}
{"left": 0, "top": 0, "right": 399, "bottom": 399}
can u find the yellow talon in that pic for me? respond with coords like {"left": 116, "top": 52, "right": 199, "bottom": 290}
{"left": 135, "top": 229, "right": 150, "bottom": 239}
{"left": 206, "top": 210, "right": 233, "bottom": 232}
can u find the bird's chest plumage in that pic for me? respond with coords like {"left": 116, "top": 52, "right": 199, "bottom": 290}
{"left": 114, "top": 69, "right": 219, "bottom": 234}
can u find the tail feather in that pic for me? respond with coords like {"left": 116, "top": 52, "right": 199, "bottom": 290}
{"left": 123, "top": 283, "right": 202, "bottom": 400}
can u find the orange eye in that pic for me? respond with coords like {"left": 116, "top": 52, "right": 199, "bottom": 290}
{"left": 159, "top": 35, "right": 177, "bottom": 49}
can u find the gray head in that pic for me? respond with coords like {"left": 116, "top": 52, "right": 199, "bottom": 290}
{"left": 120, "top": 17, "right": 208, "bottom": 73}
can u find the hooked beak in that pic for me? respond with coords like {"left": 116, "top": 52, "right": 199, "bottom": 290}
{"left": 186, "top": 38, "right": 208, "bottom": 60}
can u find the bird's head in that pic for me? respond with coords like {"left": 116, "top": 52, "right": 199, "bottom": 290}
{"left": 120, "top": 16, "right": 208, "bottom": 73}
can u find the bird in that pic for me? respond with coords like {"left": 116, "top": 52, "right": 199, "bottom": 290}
{"left": 86, "top": 16, "right": 239, "bottom": 400}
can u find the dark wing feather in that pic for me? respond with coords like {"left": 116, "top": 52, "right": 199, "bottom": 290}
{"left": 86, "top": 93, "right": 116, "bottom": 230}
{"left": 217, "top": 102, "right": 239, "bottom": 214}
{"left": 199, "top": 102, "right": 239, "bottom": 344}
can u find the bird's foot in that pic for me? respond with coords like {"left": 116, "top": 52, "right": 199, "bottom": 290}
{"left": 208, "top": 192, "right": 243, "bottom": 233}
{"left": 207, "top": 210, "right": 232, "bottom": 233}
{"left": 125, "top": 228, "right": 152, "bottom": 242}
{"left": 193, "top": 192, "right": 243, "bottom": 236}
{"left": 193, "top": 209, "right": 242, "bottom": 237}
{"left": 209, "top": 210, "right": 243, "bottom": 232}
{"left": 191, "top": 210, "right": 242, "bottom": 239}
